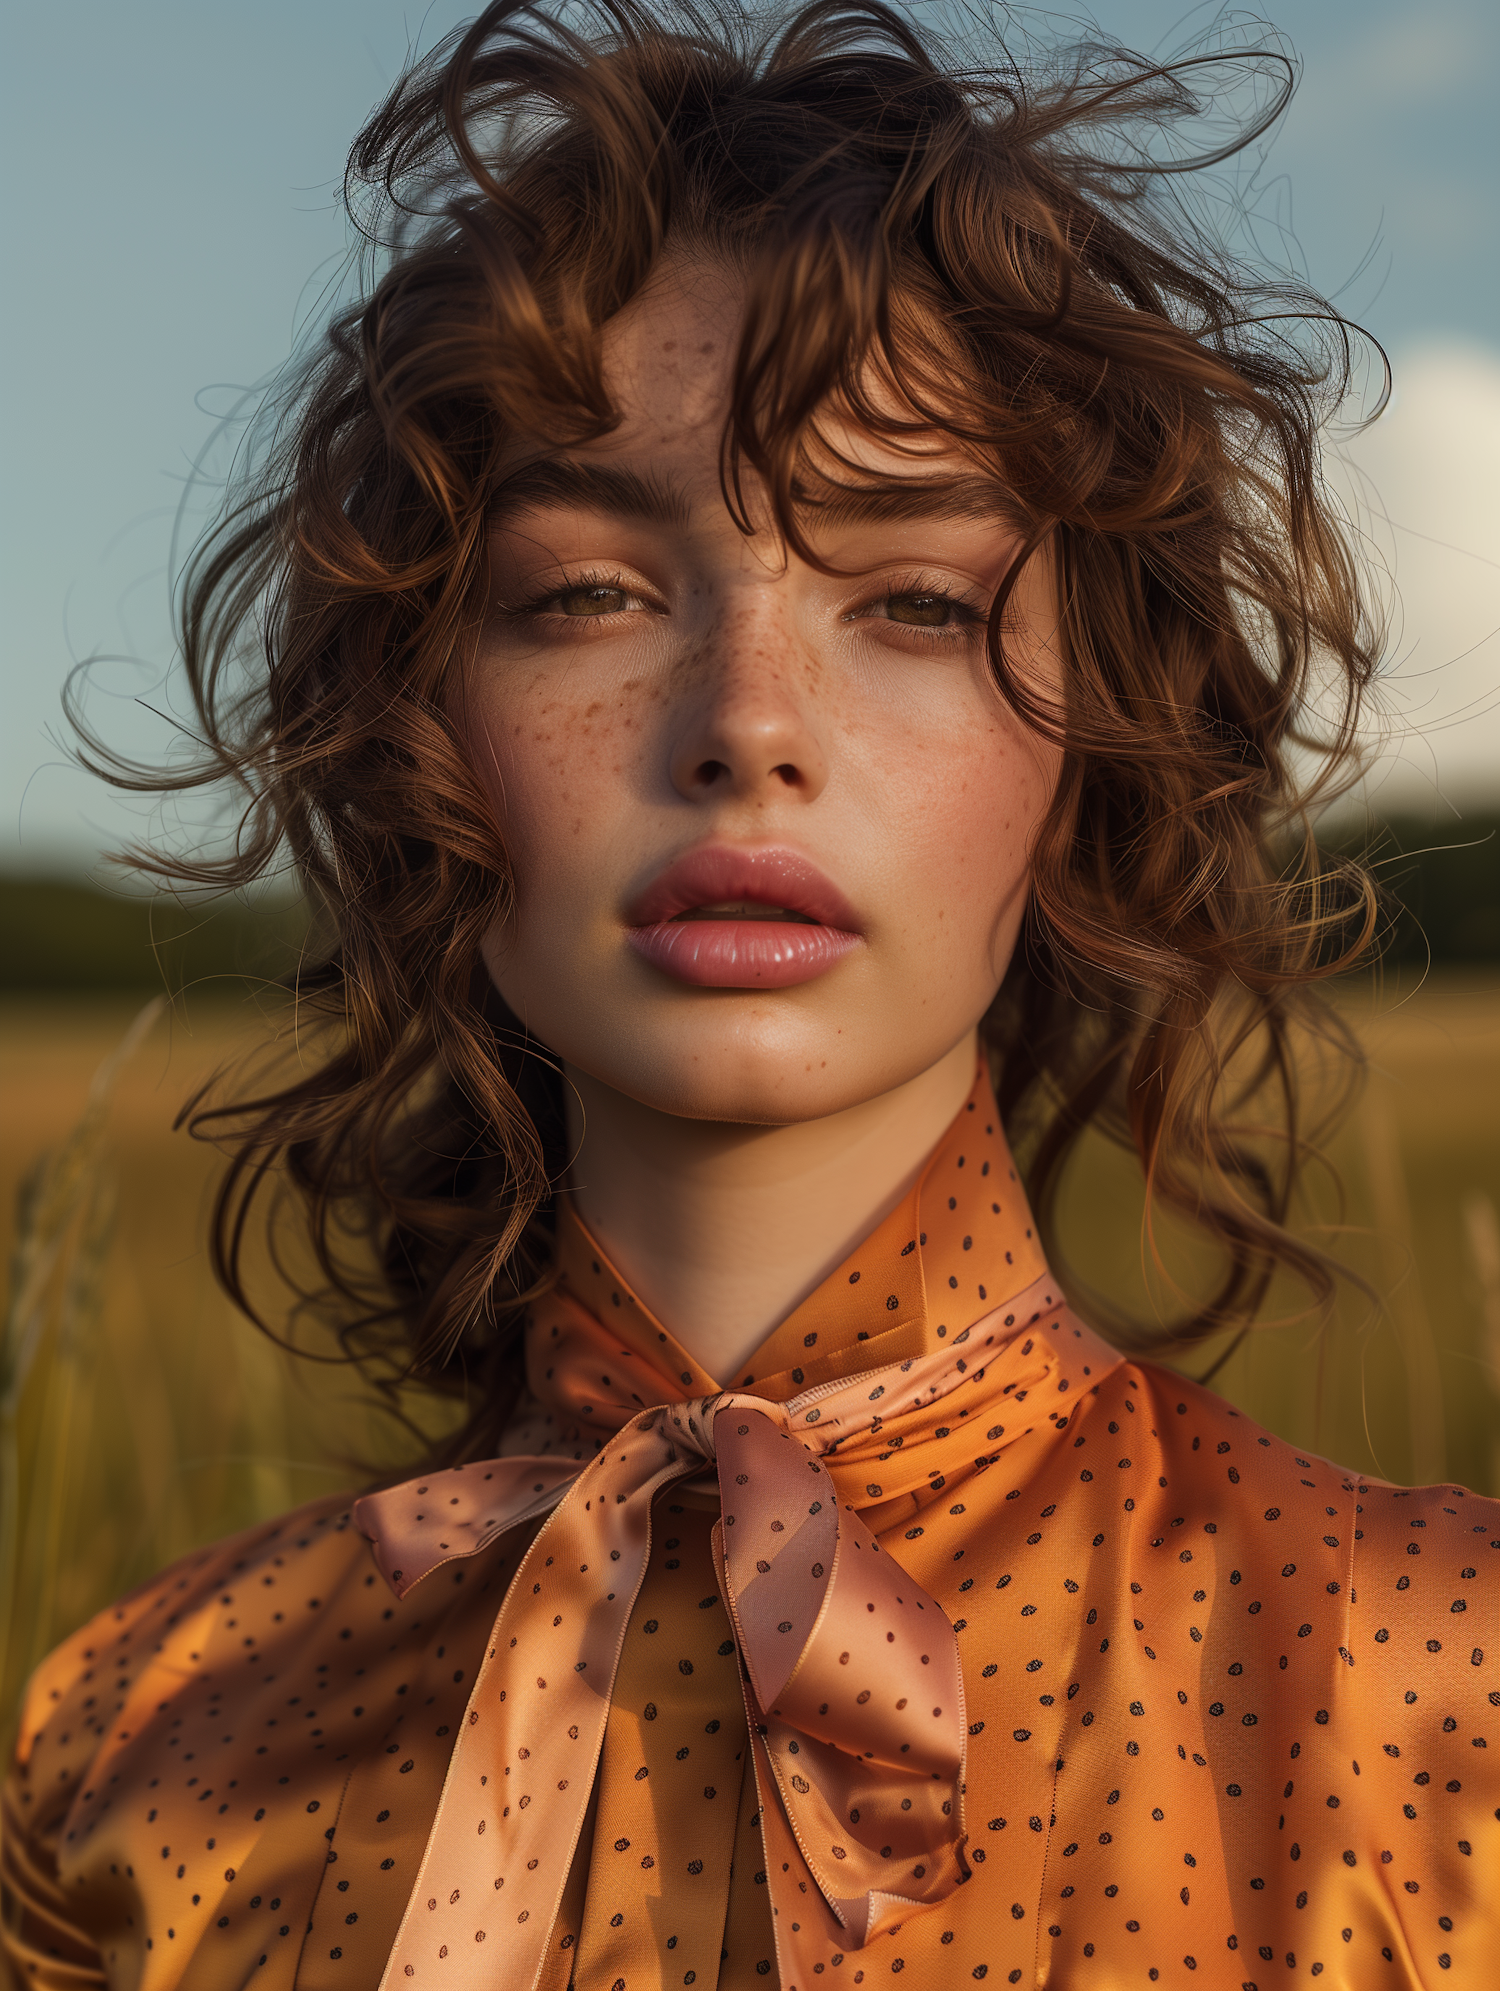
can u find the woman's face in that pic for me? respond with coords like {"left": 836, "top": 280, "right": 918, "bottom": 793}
{"left": 460, "top": 265, "right": 1063, "bottom": 1126}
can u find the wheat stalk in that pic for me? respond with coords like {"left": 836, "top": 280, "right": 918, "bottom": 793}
{"left": 0, "top": 999, "right": 163, "bottom": 1747}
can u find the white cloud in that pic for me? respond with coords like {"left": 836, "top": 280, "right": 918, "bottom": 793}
{"left": 1324, "top": 338, "right": 1500, "bottom": 808}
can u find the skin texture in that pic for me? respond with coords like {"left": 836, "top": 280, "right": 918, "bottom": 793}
{"left": 459, "top": 262, "right": 1063, "bottom": 1375}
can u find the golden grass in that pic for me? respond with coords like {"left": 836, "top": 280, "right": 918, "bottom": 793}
{"left": 0, "top": 994, "right": 451, "bottom": 1754}
{"left": 3, "top": 981, "right": 1498, "bottom": 1752}
{"left": 2, "top": 998, "right": 159, "bottom": 1733}
{"left": 1054, "top": 976, "right": 1500, "bottom": 1492}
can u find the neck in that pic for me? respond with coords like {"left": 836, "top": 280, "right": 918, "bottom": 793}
{"left": 562, "top": 1032, "right": 980, "bottom": 1381}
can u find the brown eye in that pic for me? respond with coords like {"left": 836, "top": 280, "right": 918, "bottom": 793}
{"left": 885, "top": 592, "right": 953, "bottom": 627}
{"left": 555, "top": 584, "right": 631, "bottom": 617}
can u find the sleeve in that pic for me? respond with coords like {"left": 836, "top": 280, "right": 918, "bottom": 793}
{"left": 2, "top": 1494, "right": 357, "bottom": 1991}
{"left": 1345, "top": 1475, "right": 1500, "bottom": 1971}
{"left": 1, "top": 1641, "right": 109, "bottom": 1991}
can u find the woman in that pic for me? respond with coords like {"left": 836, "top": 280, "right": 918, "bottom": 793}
{"left": 4, "top": 4, "right": 1495, "bottom": 1986}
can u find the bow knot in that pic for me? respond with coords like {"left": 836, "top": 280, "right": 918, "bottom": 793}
{"left": 356, "top": 1271, "right": 1099, "bottom": 1990}
{"left": 710, "top": 1405, "right": 968, "bottom": 1944}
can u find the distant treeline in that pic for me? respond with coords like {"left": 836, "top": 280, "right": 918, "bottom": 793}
{"left": 1, "top": 812, "right": 1497, "bottom": 992}
{"left": 1316, "top": 811, "right": 1499, "bottom": 969}
{"left": 1, "top": 876, "right": 312, "bottom": 995}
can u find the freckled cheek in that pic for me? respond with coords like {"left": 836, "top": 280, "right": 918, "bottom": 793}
{"left": 900, "top": 722, "right": 1048, "bottom": 836}
{"left": 478, "top": 693, "right": 655, "bottom": 903}
{"left": 887, "top": 729, "right": 1054, "bottom": 950}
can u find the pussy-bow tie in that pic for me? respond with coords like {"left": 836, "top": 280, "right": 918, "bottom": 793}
{"left": 355, "top": 1268, "right": 1111, "bottom": 1990}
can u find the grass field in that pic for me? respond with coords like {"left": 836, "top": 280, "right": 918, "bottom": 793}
{"left": 4, "top": 980, "right": 1499, "bottom": 1748}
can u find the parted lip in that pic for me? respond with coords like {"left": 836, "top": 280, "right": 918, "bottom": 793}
{"left": 626, "top": 843, "right": 861, "bottom": 931}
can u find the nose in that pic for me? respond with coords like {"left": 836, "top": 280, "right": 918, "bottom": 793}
{"left": 666, "top": 594, "right": 829, "bottom": 806}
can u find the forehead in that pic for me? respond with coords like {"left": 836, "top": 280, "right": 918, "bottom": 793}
{"left": 597, "top": 261, "right": 740, "bottom": 446}
{"left": 582, "top": 256, "right": 995, "bottom": 502}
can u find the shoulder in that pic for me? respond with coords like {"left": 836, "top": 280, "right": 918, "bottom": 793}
{"left": 1118, "top": 1355, "right": 1500, "bottom": 1573}
{"left": 1109, "top": 1355, "right": 1500, "bottom": 1568}
{"left": 6, "top": 1490, "right": 359, "bottom": 1854}
{"left": 4, "top": 1483, "right": 528, "bottom": 1985}
{"left": 1104, "top": 1356, "right": 1499, "bottom": 1734}
{"left": 1050, "top": 1357, "right": 1500, "bottom": 1960}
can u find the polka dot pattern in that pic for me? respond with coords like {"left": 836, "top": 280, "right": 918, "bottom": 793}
{"left": 354, "top": 1270, "right": 1063, "bottom": 1988}
{"left": 4, "top": 1067, "right": 1497, "bottom": 1991}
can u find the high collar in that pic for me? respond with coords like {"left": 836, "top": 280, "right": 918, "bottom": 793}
{"left": 351, "top": 1070, "right": 1113, "bottom": 1987}
{"left": 550, "top": 1060, "right": 1047, "bottom": 1403}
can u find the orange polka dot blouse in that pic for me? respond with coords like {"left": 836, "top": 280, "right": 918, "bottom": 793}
{"left": 4, "top": 1068, "right": 1497, "bottom": 1990}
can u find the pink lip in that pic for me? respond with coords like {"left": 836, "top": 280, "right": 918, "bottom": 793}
{"left": 625, "top": 844, "right": 862, "bottom": 989}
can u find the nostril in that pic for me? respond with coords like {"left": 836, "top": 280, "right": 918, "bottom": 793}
{"left": 694, "top": 758, "right": 730, "bottom": 786}
{"left": 771, "top": 763, "right": 800, "bottom": 785}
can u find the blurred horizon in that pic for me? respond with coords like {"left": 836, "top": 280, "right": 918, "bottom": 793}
{"left": 3, "top": 0, "right": 1499, "bottom": 874}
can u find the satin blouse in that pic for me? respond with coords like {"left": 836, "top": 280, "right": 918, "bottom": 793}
{"left": 3, "top": 1069, "right": 1497, "bottom": 1991}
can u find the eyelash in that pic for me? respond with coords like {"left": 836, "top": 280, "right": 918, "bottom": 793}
{"left": 504, "top": 566, "right": 998, "bottom": 637}
{"left": 861, "top": 569, "right": 991, "bottom": 640}
{"left": 503, "top": 568, "right": 658, "bottom": 618}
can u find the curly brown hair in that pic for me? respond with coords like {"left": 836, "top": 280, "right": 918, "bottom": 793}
{"left": 78, "top": 0, "right": 1381, "bottom": 1462}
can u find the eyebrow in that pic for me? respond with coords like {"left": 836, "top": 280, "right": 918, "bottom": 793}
{"left": 490, "top": 459, "right": 692, "bottom": 529}
{"left": 794, "top": 474, "right": 1018, "bottom": 532}
{"left": 490, "top": 458, "right": 1016, "bottom": 535}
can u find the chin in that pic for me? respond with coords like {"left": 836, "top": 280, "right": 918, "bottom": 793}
{"left": 502, "top": 981, "right": 918, "bottom": 1131}
{"left": 613, "top": 1045, "right": 888, "bottom": 1127}
{"left": 593, "top": 1009, "right": 904, "bottom": 1126}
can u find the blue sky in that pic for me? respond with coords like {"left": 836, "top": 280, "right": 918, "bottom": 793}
{"left": 3, "top": 0, "right": 1497, "bottom": 870}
